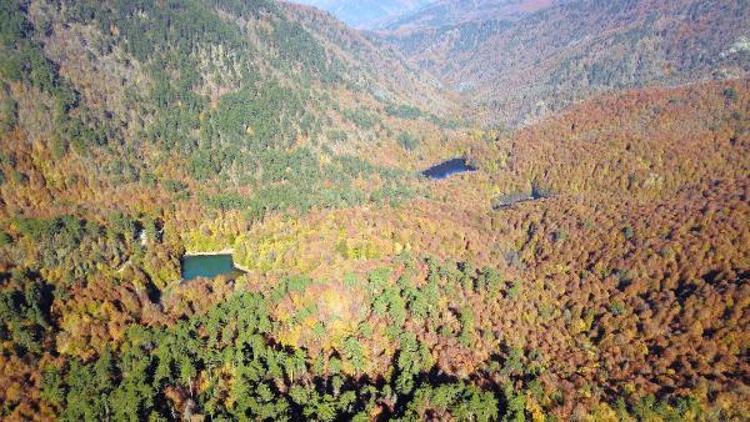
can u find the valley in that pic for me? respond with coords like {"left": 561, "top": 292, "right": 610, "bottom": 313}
{"left": 0, "top": 0, "right": 748, "bottom": 420}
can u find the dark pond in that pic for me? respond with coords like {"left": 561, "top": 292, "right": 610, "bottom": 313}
{"left": 492, "top": 185, "right": 554, "bottom": 210}
{"left": 181, "top": 254, "right": 241, "bottom": 281}
{"left": 422, "top": 158, "right": 477, "bottom": 179}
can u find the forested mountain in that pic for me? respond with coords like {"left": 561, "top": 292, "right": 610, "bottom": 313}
{"left": 0, "top": 0, "right": 462, "bottom": 222}
{"left": 292, "top": 0, "right": 433, "bottom": 29}
{"left": 380, "top": 0, "right": 750, "bottom": 126}
{"left": 379, "top": 0, "right": 564, "bottom": 31}
{"left": 1, "top": 0, "right": 749, "bottom": 420}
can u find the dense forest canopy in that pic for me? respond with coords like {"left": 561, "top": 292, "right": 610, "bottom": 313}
{"left": 0, "top": 0, "right": 748, "bottom": 420}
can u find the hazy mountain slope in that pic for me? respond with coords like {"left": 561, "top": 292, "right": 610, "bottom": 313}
{"left": 380, "top": 0, "right": 564, "bottom": 31}
{"left": 382, "top": 0, "right": 750, "bottom": 126}
{"left": 292, "top": 0, "right": 433, "bottom": 29}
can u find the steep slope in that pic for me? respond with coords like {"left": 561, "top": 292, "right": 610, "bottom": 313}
{"left": 381, "top": 0, "right": 750, "bottom": 126}
{"left": 0, "top": 0, "right": 460, "bottom": 224}
{"left": 292, "top": 0, "right": 433, "bottom": 29}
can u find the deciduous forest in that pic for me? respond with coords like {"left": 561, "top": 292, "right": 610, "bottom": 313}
{"left": 0, "top": 0, "right": 748, "bottom": 420}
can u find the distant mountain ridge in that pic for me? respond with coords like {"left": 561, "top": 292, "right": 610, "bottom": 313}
{"left": 292, "top": 0, "right": 433, "bottom": 29}
{"left": 379, "top": 0, "right": 750, "bottom": 126}
{"left": 379, "top": 0, "right": 564, "bottom": 31}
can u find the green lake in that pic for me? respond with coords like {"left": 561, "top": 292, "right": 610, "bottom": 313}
{"left": 181, "top": 254, "right": 240, "bottom": 281}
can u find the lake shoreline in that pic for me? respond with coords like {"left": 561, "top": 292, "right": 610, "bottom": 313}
{"left": 184, "top": 248, "right": 235, "bottom": 257}
{"left": 234, "top": 263, "right": 251, "bottom": 273}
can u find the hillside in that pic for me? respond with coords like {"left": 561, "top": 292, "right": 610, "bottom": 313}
{"left": 0, "top": 0, "right": 464, "bottom": 223}
{"left": 380, "top": 0, "right": 750, "bottom": 126}
{"left": 1, "top": 0, "right": 749, "bottom": 420}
